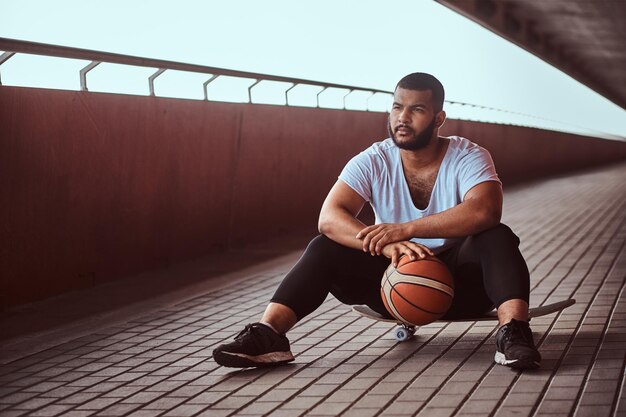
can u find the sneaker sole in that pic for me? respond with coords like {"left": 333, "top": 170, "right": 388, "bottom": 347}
{"left": 213, "top": 350, "right": 294, "bottom": 368}
{"left": 494, "top": 351, "right": 540, "bottom": 370}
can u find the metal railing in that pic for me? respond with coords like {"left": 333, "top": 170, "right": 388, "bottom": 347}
{"left": 0, "top": 37, "right": 622, "bottom": 140}
{"left": 0, "top": 37, "right": 393, "bottom": 110}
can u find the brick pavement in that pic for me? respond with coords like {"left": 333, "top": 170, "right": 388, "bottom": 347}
{"left": 0, "top": 162, "right": 625, "bottom": 417}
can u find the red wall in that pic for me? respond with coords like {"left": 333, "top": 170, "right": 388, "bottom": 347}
{"left": 1, "top": 86, "right": 625, "bottom": 308}
{"left": 440, "top": 120, "right": 626, "bottom": 184}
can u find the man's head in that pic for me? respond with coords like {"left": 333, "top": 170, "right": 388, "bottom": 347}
{"left": 395, "top": 72, "right": 445, "bottom": 113}
{"left": 388, "top": 72, "right": 446, "bottom": 151}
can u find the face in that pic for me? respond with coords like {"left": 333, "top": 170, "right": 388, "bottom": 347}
{"left": 388, "top": 88, "right": 441, "bottom": 151}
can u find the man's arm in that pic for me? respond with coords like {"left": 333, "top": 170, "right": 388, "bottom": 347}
{"left": 318, "top": 180, "right": 369, "bottom": 250}
{"left": 357, "top": 181, "right": 503, "bottom": 255}
{"left": 319, "top": 180, "right": 435, "bottom": 265}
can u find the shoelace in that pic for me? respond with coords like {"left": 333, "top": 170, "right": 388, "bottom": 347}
{"left": 233, "top": 324, "right": 276, "bottom": 350}
{"left": 234, "top": 324, "right": 256, "bottom": 341}
{"left": 501, "top": 322, "right": 531, "bottom": 347}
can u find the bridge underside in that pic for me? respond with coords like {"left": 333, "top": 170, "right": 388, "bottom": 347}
{"left": 436, "top": 0, "right": 626, "bottom": 110}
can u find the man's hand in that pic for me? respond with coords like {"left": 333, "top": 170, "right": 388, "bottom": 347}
{"left": 380, "top": 241, "right": 434, "bottom": 267}
{"left": 356, "top": 223, "right": 413, "bottom": 255}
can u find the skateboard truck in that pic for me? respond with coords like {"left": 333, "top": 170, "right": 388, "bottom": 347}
{"left": 353, "top": 298, "right": 576, "bottom": 342}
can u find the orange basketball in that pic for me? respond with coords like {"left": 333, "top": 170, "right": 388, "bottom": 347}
{"left": 381, "top": 255, "right": 455, "bottom": 326}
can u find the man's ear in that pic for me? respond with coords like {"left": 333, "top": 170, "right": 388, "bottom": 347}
{"left": 435, "top": 110, "right": 446, "bottom": 128}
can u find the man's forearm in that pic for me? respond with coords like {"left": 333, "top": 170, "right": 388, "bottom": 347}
{"left": 407, "top": 199, "right": 500, "bottom": 238}
{"left": 406, "top": 181, "right": 503, "bottom": 239}
{"left": 318, "top": 209, "right": 368, "bottom": 250}
{"left": 357, "top": 194, "right": 502, "bottom": 256}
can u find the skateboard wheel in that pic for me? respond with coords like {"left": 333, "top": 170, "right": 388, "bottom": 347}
{"left": 394, "top": 326, "right": 410, "bottom": 342}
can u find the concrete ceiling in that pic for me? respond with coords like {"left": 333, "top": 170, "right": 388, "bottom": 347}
{"left": 436, "top": 0, "right": 626, "bottom": 110}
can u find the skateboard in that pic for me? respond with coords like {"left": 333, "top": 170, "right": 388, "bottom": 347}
{"left": 352, "top": 298, "right": 576, "bottom": 341}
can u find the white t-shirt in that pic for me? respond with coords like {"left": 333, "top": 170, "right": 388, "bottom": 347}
{"left": 338, "top": 136, "right": 501, "bottom": 253}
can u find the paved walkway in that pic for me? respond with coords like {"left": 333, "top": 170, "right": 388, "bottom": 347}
{"left": 1, "top": 163, "right": 625, "bottom": 417}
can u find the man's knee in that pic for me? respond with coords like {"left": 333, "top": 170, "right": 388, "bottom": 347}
{"left": 299, "top": 234, "right": 357, "bottom": 270}
{"left": 474, "top": 223, "right": 520, "bottom": 248}
{"left": 304, "top": 234, "right": 341, "bottom": 257}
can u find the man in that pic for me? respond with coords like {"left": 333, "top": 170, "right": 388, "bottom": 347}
{"left": 213, "top": 72, "right": 541, "bottom": 370}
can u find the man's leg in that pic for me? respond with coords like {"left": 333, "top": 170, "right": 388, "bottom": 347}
{"left": 212, "top": 234, "right": 389, "bottom": 368}
{"left": 496, "top": 299, "right": 530, "bottom": 325}
{"left": 259, "top": 303, "right": 297, "bottom": 335}
{"left": 440, "top": 224, "right": 540, "bottom": 369}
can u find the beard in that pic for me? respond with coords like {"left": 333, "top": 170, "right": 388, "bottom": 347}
{"left": 388, "top": 116, "right": 437, "bottom": 151}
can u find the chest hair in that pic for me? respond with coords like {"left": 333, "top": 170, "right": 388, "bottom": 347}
{"left": 404, "top": 170, "right": 439, "bottom": 210}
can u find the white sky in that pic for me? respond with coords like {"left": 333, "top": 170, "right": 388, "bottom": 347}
{"left": 1, "top": 0, "right": 625, "bottom": 139}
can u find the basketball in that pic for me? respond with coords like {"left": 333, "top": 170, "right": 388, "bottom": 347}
{"left": 381, "top": 255, "right": 455, "bottom": 326}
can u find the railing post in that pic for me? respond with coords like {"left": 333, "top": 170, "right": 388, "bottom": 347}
{"left": 285, "top": 83, "right": 296, "bottom": 106}
{"left": 148, "top": 68, "right": 166, "bottom": 97}
{"left": 316, "top": 86, "right": 328, "bottom": 108}
{"left": 248, "top": 79, "right": 261, "bottom": 104}
{"left": 0, "top": 51, "right": 15, "bottom": 85}
{"left": 79, "top": 61, "right": 101, "bottom": 91}
{"left": 203, "top": 74, "right": 219, "bottom": 101}
{"left": 343, "top": 89, "right": 354, "bottom": 110}
{"left": 365, "top": 92, "right": 375, "bottom": 112}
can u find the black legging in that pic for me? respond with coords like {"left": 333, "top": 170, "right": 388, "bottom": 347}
{"left": 271, "top": 223, "right": 530, "bottom": 321}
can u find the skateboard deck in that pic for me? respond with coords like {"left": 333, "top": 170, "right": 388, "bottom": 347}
{"left": 352, "top": 298, "right": 576, "bottom": 341}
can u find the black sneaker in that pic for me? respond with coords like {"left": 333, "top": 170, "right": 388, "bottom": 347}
{"left": 495, "top": 319, "right": 541, "bottom": 369}
{"left": 212, "top": 323, "right": 295, "bottom": 368}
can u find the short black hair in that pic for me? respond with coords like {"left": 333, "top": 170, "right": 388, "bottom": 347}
{"left": 396, "top": 72, "right": 445, "bottom": 112}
